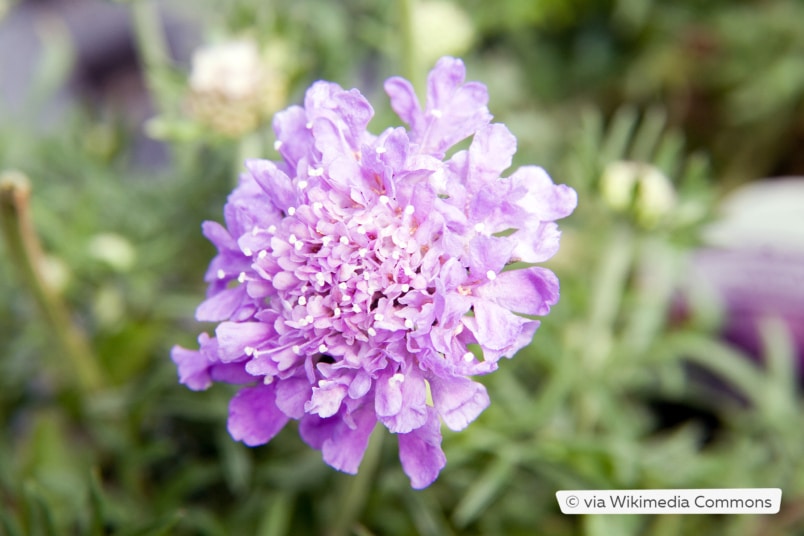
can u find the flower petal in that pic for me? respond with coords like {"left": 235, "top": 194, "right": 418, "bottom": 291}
{"left": 270, "top": 376, "right": 309, "bottom": 419}
{"left": 228, "top": 384, "right": 289, "bottom": 446}
{"left": 300, "top": 405, "right": 377, "bottom": 474}
{"left": 429, "top": 375, "right": 490, "bottom": 431}
{"left": 475, "top": 266, "right": 560, "bottom": 316}
{"left": 215, "top": 321, "right": 274, "bottom": 362}
{"left": 195, "top": 286, "right": 245, "bottom": 322}
{"left": 398, "top": 406, "right": 446, "bottom": 489}
{"left": 375, "top": 367, "right": 428, "bottom": 434}
{"left": 510, "top": 166, "right": 578, "bottom": 221}
{"left": 171, "top": 344, "right": 211, "bottom": 391}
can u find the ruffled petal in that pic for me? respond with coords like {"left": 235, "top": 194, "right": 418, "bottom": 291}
{"left": 228, "top": 384, "right": 289, "bottom": 446}
{"left": 215, "top": 321, "right": 274, "bottom": 362}
{"left": 384, "top": 76, "right": 423, "bottom": 133}
{"left": 305, "top": 379, "right": 349, "bottom": 418}
{"left": 464, "top": 300, "right": 540, "bottom": 358}
{"left": 275, "top": 376, "right": 311, "bottom": 418}
{"left": 375, "top": 367, "right": 427, "bottom": 434}
{"left": 475, "top": 266, "right": 560, "bottom": 316}
{"left": 398, "top": 406, "right": 446, "bottom": 489}
{"left": 272, "top": 105, "right": 311, "bottom": 168}
{"left": 171, "top": 344, "right": 212, "bottom": 391}
{"left": 467, "top": 123, "right": 516, "bottom": 188}
{"left": 195, "top": 286, "right": 246, "bottom": 322}
{"left": 510, "top": 166, "right": 578, "bottom": 221}
{"left": 429, "top": 375, "right": 490, "bottom": 431}
{"left": 419, "top": 57, "right": 492, "bottom": 157}
{"left": 245, "top": 159, "right": 297, "bottom": 213}
{"left": 299, "top": 405, "right": 377, "bottom": 474}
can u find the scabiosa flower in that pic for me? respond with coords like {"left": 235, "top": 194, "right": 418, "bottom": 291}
{"left": 172, "top": 57, "right": 577, "bottom": 488}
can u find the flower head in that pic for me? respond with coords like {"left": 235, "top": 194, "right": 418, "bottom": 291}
{"left": 187, "top": 38, "right": 288, "bottom": 137}
{"left": 172, "top": 57, "right": 577, "bottom": 488}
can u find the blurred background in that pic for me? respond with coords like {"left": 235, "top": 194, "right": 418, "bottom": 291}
{"left": 1, "top": 0, "right": 803, "bottom": 534}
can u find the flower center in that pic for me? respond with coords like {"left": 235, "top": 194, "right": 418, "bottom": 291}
{"left": 256, "top": 196, "right": 434, "bottom": 357}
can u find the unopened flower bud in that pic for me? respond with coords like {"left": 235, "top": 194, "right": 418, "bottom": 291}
{"left": 600, "top": 160, "right": 676, "bottom": 228}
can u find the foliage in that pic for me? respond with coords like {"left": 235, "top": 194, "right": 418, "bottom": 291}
{"left": 1, "top": 0, "right": 803, "bottom": 534}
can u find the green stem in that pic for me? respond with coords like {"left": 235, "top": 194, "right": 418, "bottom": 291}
{"left": 0, "top": 171, "right": 103, "bottom": 392}
{"left": 583, "top": 225, "right": 634, "bottom": 367}
{"left": 330, "top": 425, "right": 384, "bottom": 536}
{"left": 398, "top": 0, "right": 423, "bottom": 97}
{"left": 575, "top": 225, "right": 633, "bottom": 431}
{"left": 130, "top": 0, "right": 172, "bottom": 114}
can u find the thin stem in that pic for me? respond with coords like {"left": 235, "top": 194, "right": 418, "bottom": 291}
{"left": 130, "top": 0, "right": 172, "bottom": 114}
{"left": 583, "top": 225, "right": 634, "bottom": 367}
{"left": 0, "top": 171, "right": 103, "bottom": 392}
{"left": 398, "top": 0, "right": 424, "bottom": 97}
{"left": 330, "top": 425, "right": 384, "bottom": 536}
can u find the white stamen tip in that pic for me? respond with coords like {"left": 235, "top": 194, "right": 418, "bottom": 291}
{"left": 430, "top": 108, "right": 443, "bottom": 118}
{"left": 258, "top": 250, "right": 268, "bottom": 259}
{"left": 305, "top": 121, "right": 313, "bottom": 129}
{"left": 305, "top": 314, "right": 314, "bottom": 324}
{"left": 238, "top": 272, "right": 247, "bottom": 283}
{"left": 244, "top": 346, "right": 255, "bottom": 356}
{"left": 463, "top": 352, "right": 474, "bottom": 362}
{"left": 401, "top": 284, "right": 410, "bottom": 292}
{"left": 391, "top": 250, "right": 401, "bottom": 260}
{"left": 294, "top": 241, "right": 303, "bottom": 251}
{"left": 308, "top": 167, "right": 324, "bottom": 177}
{"left": 242, "top": 247, "right": 253, "bottom": 256}
{"left": 267, "top": 225, "right": 277, "bottom": 234}
{"left": 351, "top": 304, "right": 360, "bottom": 313}
{"left": 404, "top": 319, "right": 414, "bottom": 329}
{"left": 379, "top": 195, "right": 389, "bottom": 205}
{"left": 390, "top": 373, "right": 405, "bottom": 385}
{"left": 374, "top": 313, "right": 384, "bottom": 322}
{"left": 486, "top": 270, "right": 497, "bottom": 280}
{"left": 315, "top": 273, "right": 326, "bottom": 284}
{"left": 288, "top": 234, "right": 297, "bottom": 244}
{"left": 333, "top": 307, "right": 341, "bottom": 317}
{"left": 404, "top": 205, "right": 415, "bottom": 215}
{"left": 298, "top": 296, "right": 307, "bottom": 306}
{"left": 263, "top": 375, "right": 274, "bottom": 384}
{"left": 217, "top": 269, "right": 226, "bottom": 279}
{"left": 358, "top": 248, "right": 368, "bottom": 258}
{"left": 297, "top": 180, "right": 308, "bottom": 189}
{"left": 367, "top": 327, "right": 377, "bottom": 337}
{"left": 318, "top": 344, "right": 328, "bottom": 353}
{"left": 474, "top": 222, "right": 486, "bottom": 233}
{"left": 339, "top": 236, "right": 349, "bottom": 245}
{"left": 292, "top": 345, "right": 301, "bottom": 355}
{"left": 313, "top": 202, "right": 324, "bottom": 211}
{"left": 342, "top": 295, "right": 352, "bottom": 303}
{"left": 273, "top": 140, "right": 283, "bottom": 151}
{"left": 287, "top": 207, "right": 296, "bottom": 216}
{"left": 356, "top": 226, "right": 366, "bottom": 234}
{"left": 375, "top": 146, "right": 386, "bottom": 154}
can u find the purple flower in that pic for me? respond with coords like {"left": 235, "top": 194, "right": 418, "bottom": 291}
{"left": 172, "top": 57, "right": 577, "bottom": 488}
